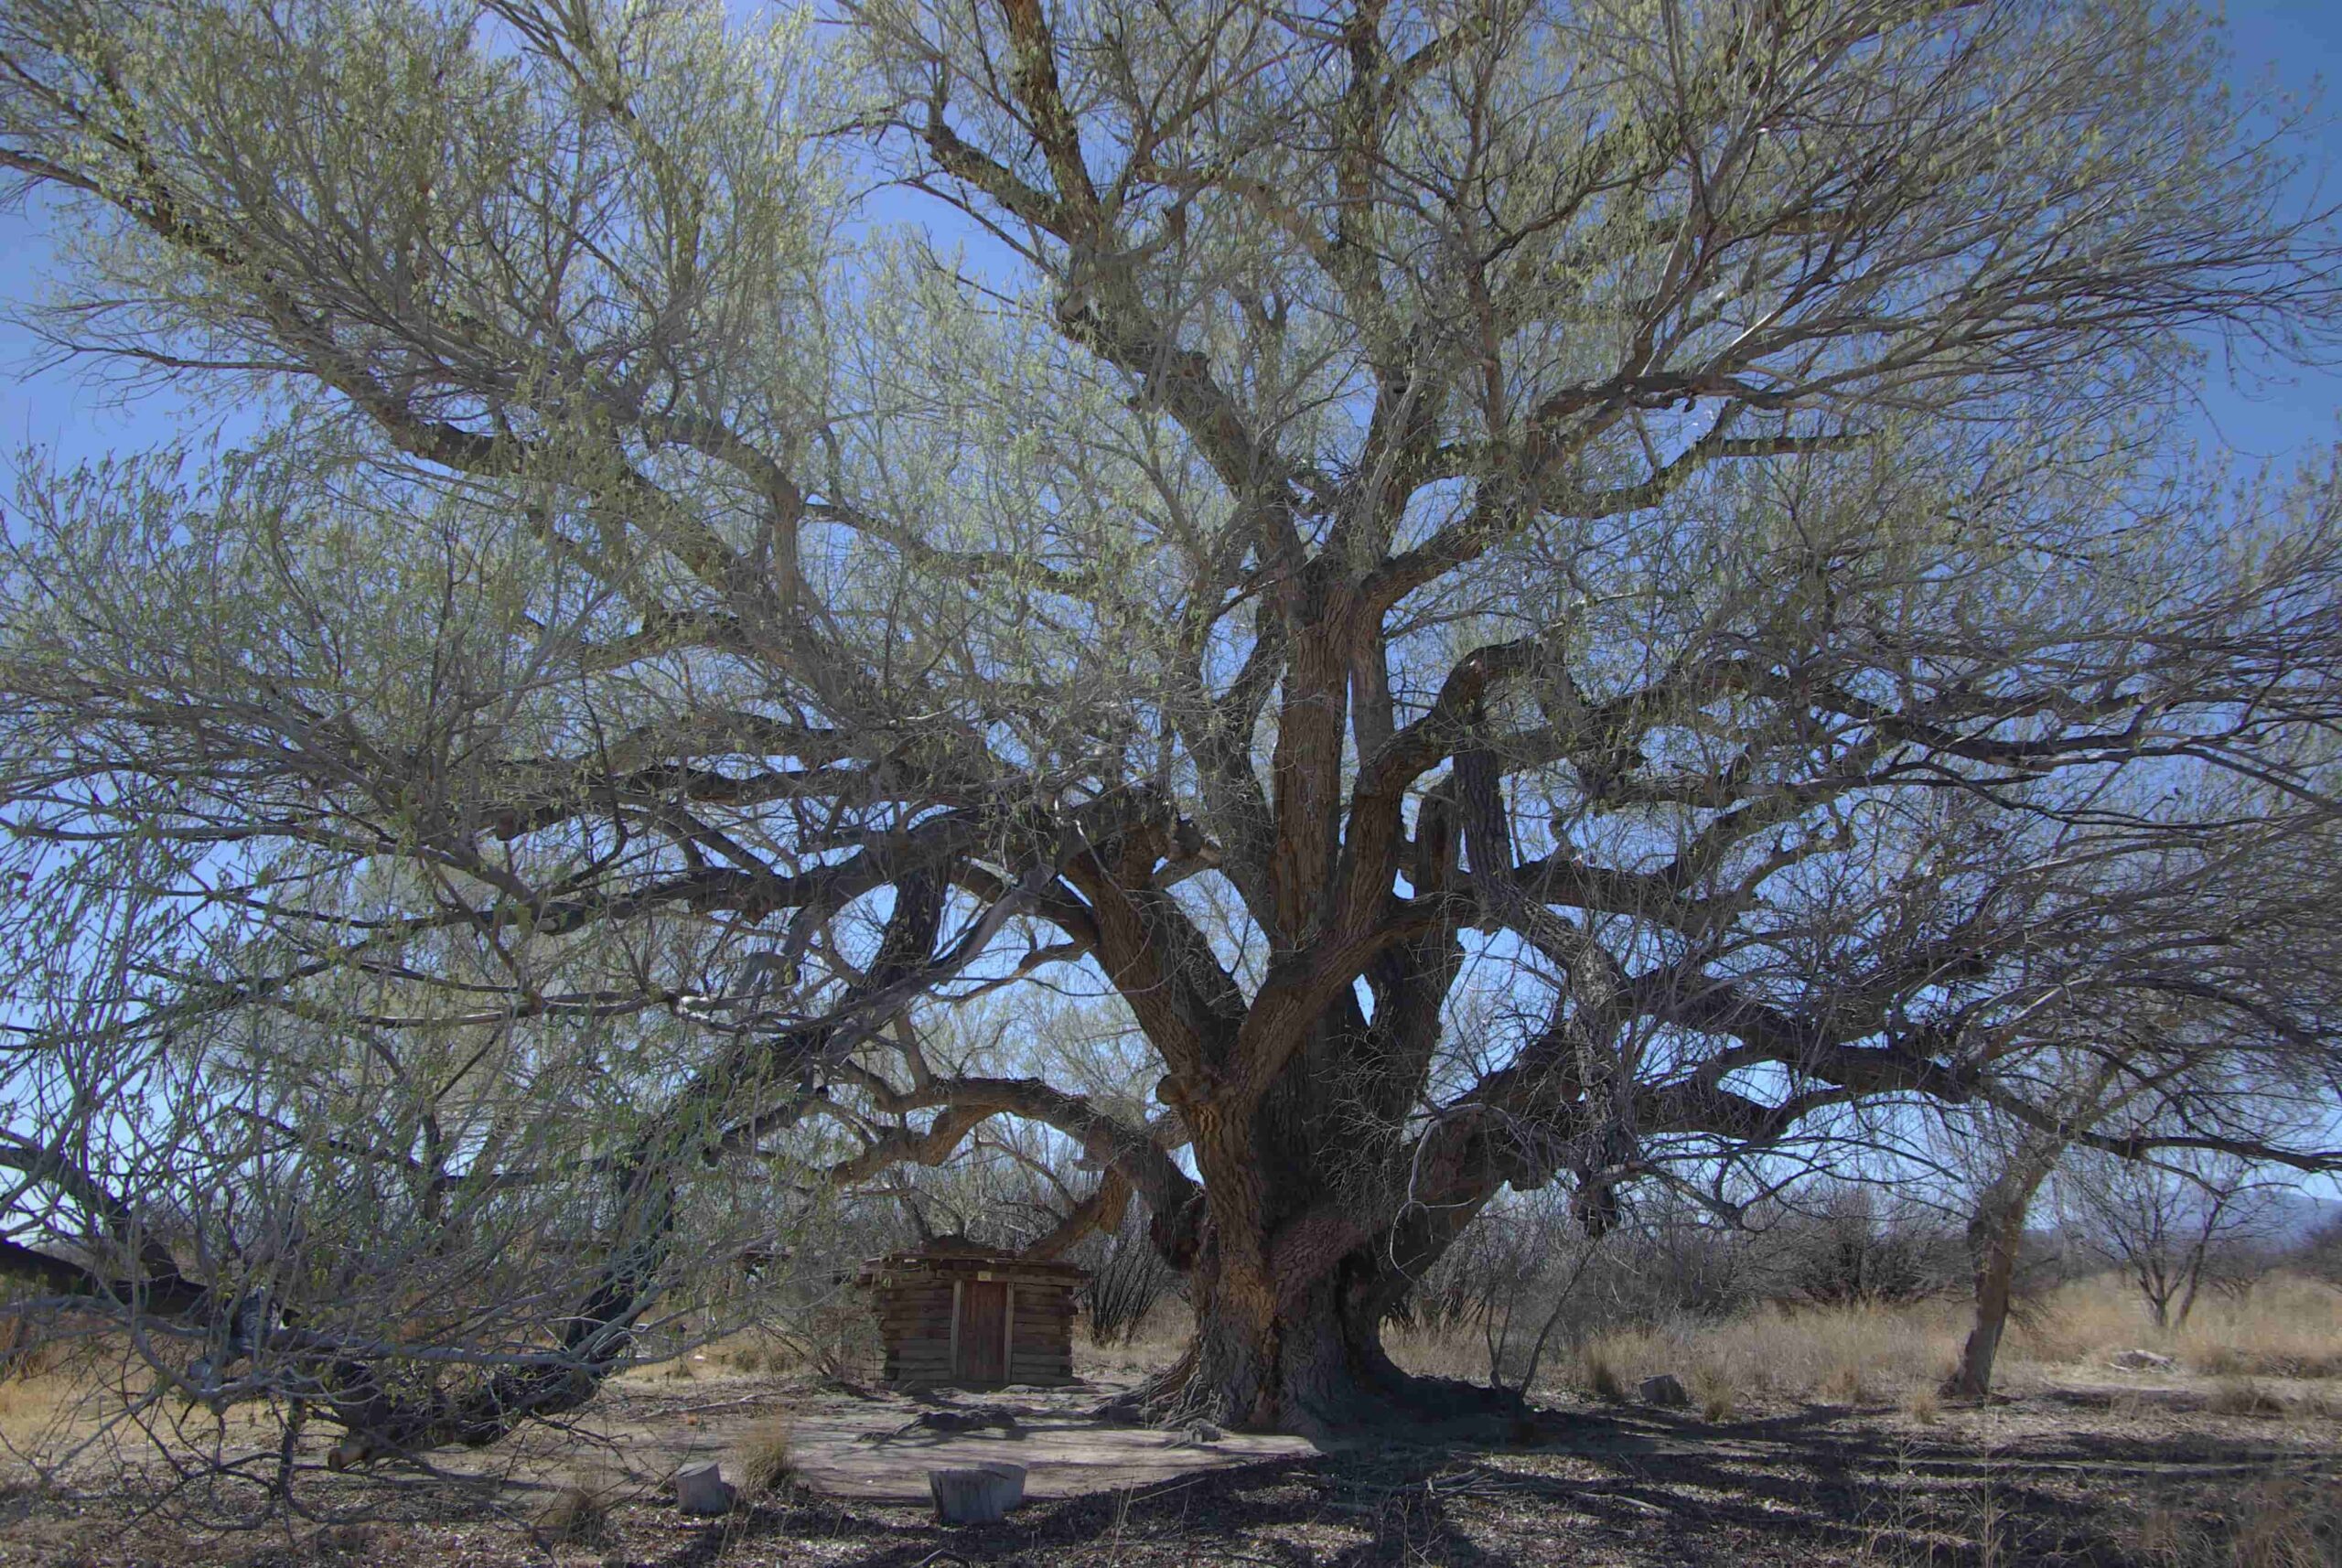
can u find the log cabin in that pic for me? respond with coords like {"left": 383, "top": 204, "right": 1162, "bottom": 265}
{"left": 854, "top": 1238, "right": 1085, "bottom": 1388}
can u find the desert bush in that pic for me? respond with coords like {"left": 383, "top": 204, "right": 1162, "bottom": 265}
{"left": 1689, "top": 1366, "right": 1737, "bottom": 1423}
{"left": 1416, "top": 1186, "right": 1771, "bottom": 1393}
{"left": 1582, "top": 1352, "right": 1627, "bottom": 1403}
{"left": 2297, "top": 1217, "right": 2342, "bottom": 1293}
{"left": 534, "top": 1472, "right": 620, "bottom": 1548}
{"left": 1767, "top": 1187, "right": 1966, "bottom": 1309}
{"left": 1620, "top": 1217, "right": 1767, "bottom": 1322}
{"left": 2057, "top": 1151, "right": 2290, "bottom": 1332}
{"left": 736, "top": 1417, "right": 794, "bottom": 1498}
{"left": 2208, "top": 1379, "right": 2288, "bottom": 1419}
{"left": 1082, "top": 1209, "right": 1180, "bottom": 1346}
{"left": 1398, "top": 1216, "right": 1525, "bottom": 1336}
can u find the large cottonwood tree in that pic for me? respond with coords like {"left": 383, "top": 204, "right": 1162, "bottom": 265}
{"left": 4, "top": 0, "right": 2342, "bottom": 1449}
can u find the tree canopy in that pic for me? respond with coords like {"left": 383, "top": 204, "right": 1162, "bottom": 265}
{"left": 2, "top": 0, "right": 2340, "bottom": 1452}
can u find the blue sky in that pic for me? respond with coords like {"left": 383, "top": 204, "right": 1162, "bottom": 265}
{"left": 2193, "top": 1, "right": 2342, "bottom": 462}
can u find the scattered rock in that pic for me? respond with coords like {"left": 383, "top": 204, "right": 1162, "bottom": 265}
{"left": 929, "top": 1463, "right": 1026, "bottom": 1524}
{"left": 674, "top": 1460, "right": 735, "bottom": 1516}
{"left": 1638, "top": 1373, "right": 1692, "bottom": 1409}
{"left": 1164, "top": 1421, "right": 1223, "bottom": 1448}
{"left": 2111, "top": 1349, "right": 2176, "bottom": 1372}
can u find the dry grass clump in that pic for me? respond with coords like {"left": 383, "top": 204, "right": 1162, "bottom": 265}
{"left": 2137, "top": 1473, "right": 2342, "bottom": 1568}
{"left": 1144, "top": 1270, "right": 2342, "bottom": 1421}
{"left": 533, "top": 1468, "right": 622, "bottom": 1548}
{"left": 1688, "top": 1365, "right": 1736, "bottom": 1423}
{"left": 1821, "top": 1362, "right": 1876, "bottom": 1408}
{"left": 1853, "top": 1474, "right": 2020, "bottom": 1566}
{"left": 2178, "top": 1277, "right": 2342, "bottom": 1380}
{"left": 734, "top": 1415, "right": 794, "bottom": 1498}
{"left": 0, "top": 1360, "right": 77, "bottom": 1428}
{"left": 2208, "top": 1378, "right": 2288, "bottom": 1419}
{"left": 1580, "top": 1351, "right": 1627, "bottom": 1403}
{"left": 1380, "top": 1320, "right": 1487, "bottom": 1382}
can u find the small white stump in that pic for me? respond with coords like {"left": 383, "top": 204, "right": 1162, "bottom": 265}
{"left": 928, "top": 1463, "right": 1026, "bottom": 1525}
{"left": 675, "top": 1460, "right": 736, "bottom": 1516}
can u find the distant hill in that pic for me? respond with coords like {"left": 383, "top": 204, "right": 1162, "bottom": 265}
{"left": 2266, "top": 1190, "right": 2342, "bottom": 1244}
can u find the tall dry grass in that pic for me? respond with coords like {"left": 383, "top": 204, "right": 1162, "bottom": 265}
{"left": 1384, "top": 1272, "right": 2342, "bottom": 1409}
{"left": 2135, "top": 1473, "right": 2342, "bottom": 1568}
{"left": 2014, "top": 1273, "right": 2342, "bottom": 1380}
{"left": 0, "top": 1338, "right": 112, "bottom": 1461}
{"left": 1559, "top": 1297, "right": 1971, "bottom": 1407}
{"left": 1074, "top": 1299, "right": 1197, "bottom": 1385}
{"left": 1852, "top": 1469, "right": 2342, "bottom": 1568}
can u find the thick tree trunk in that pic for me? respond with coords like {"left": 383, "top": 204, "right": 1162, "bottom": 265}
{"left": 1147, "top": 1294, "right": 1519, "bottom": 1439}
{"left": 1945, "top": 1208, "right": 2024, "bottom": 1400}
{"left": 1117, "top": 907, "right": 1517, "bottom": 1436}
{"left": 1129, "top": 1238, "right": 1522, "bottom": 1438}
{"left": 1944, "top": 1151, "right": 2056, "bottom": 1400}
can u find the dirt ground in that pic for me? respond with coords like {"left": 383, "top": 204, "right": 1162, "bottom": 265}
{"left": 1, "top": 1354, "right": 2336, "bottom": 1568}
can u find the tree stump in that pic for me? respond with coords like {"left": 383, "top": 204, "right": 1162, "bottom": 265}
{"left": 674, "top": 1460, "right": 735, "bottom": 1515}
{"left": 927, "top": 1463, "right": 1026, "bottom": 1524}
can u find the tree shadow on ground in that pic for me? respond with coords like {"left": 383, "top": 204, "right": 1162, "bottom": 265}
{"left": 638, "top": 1399, "right": 2332, "bottom": 1568}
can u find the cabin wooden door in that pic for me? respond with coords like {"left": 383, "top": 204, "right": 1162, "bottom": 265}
{"left": 956, "top": 1282, "right": 1008, "bottom": 1382}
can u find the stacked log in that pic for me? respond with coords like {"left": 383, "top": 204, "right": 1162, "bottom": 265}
{"left": 1006, "top": 1292, "right": 1075, "bottom": 1383}
{"left": 857, "top": 1246, "right": 1088, "bottom": 1388}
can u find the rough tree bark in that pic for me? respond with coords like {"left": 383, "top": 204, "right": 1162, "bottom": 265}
{"left": 1943, "top": 1144, "right": 2059, "bottom": 1401}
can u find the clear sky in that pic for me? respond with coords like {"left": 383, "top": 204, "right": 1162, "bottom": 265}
{"left": 2192, "top": 1, "right": 2342, "bottom": 461}
{"left": 2, "top": 2, "right": 2340, "bottom": 468}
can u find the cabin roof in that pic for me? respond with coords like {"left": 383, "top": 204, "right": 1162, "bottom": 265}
{"left": 853, "top": 1235, "right": 1088, "bottom": 1287}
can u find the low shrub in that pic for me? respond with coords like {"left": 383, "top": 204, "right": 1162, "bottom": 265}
{"left": 736, "top": 1416, "right": 795, "bottom": 1498}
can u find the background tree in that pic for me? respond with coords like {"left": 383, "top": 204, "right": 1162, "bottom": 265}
{"left": 2300, "top": 1213, "right": 2342, "bottom": 1291}
{"left": 1924, "top": 815, "right": 2342, "bottom": 1396}
{"left": 2057, "top": 1146, "right": 2288, "bottom": 1332}
{"left": 1, "top": 0, "right": 2341, "bottom": 1457}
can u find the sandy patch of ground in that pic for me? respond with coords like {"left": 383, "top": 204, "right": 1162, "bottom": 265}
{"left": 768, "top": 1385, "right": 1316, "bottom": 1500}
{"left": 0, "top": 1353, "right": 2336, "bottom": 1566}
